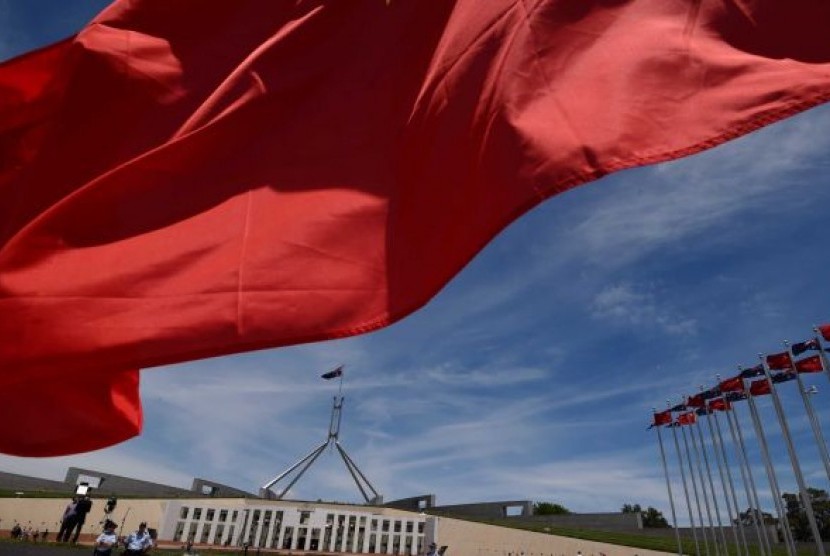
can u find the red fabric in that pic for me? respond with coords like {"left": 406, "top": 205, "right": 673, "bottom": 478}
{"left": 653, "top": 410, "right": 672, "bottom": 427}
{"left": 819, "top": 325, "right": 830, "bottom": 342}
{"left": 685, "top": 394, "right": 705, "bottom": 408}
{"left": 0, "top": 369, "right": 141, "bottom": 456}
{"left": 2, "top": 1, "right": 830, "bottom": 456}
{"left": 765, "top": 352, "right": 793, "bottom": 370}
{"left": 677, "top": 412, "right": 697, "bottom": 426}
{"left": 750, "top": 379, "right": 772, "bottom": 397}
{"left": 719, "top": 376, "right": 744, "bottom": 393}
{"left": 795, "top": 355, "right": 824, "bottom": 373}
{"left": 708, "top": 398, "right": 730, "bottom": 412}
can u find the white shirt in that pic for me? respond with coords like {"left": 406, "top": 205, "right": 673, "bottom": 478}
{"left": 95, "top": 531, "right": 118, "bottom": 553}
{"left": 125, "top": 529, "right": 153, "bottom": 552}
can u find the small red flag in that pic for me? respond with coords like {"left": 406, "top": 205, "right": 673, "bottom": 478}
{"left": 677, "top": 412, "right": 697, "bottom": 426}
{"left": 3, "top": 1, "right": 830, "bottom": 456}
{"left": 719, "top": 376, "right": 744, "bottom": 393}
{"left": 765, "top": 352, "right": 793, "bottom": 370}
{"left": 708, "top": 398, "right": 731, "bottom": 412}
{"left": 795, "top": 355, "right": 824, "bottom": 373}
{"left": 819, "top": 325, "right": 830, "bottom": 342}
{"left": 750, "top": 379, "right": 772, "bottom": 397}
{"left": 653, "top": 410, "right": 672, "bottom": 427}
{"left": 686, "top": 394, "right": 705, "bottom": 408}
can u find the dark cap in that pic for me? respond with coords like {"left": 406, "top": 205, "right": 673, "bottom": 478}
{"left": 139, "top": 522, "right": 147, "bottom": 527}
{"left": 104, "top": 520, "right": 117, "bottom": 529}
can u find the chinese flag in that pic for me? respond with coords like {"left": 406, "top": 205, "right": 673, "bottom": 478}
{"left": 750, "top": 379, "right": 772, "bottom": 397}
{"left": 2, "top": 1, "right": 830, "bottom": 456}
{"left": 677, "top": 412, "right": 697, "bottom": 426}
{"left": 765, "top": 352, "right": 793, "bottom": 370}
{"left": 795, "top": 355, "right": 824, "bottom": 373}
{"left": 719, "top": 376, "right": 744, "bottom": 393}
{"left": 652, "top": 410, "right": 672, "bottom": 427}
{"left": 708, "top": 398, "right": 731, "bottom": 412}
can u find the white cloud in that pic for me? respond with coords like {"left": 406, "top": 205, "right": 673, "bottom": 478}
{"left": 591, "top": 283, "right": 697, "bottom": 336}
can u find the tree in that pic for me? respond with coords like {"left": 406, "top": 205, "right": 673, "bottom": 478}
{"left": 533, "top": 502, "right": 570, "bottom": 515}
{"left": 642, "top": 506, "right": 670, "bottom": 528}
{"left": 621, "top": 503, "right": 669, "bottom": 528}
{"left": 737, "top": 507, "right": 774, "bottom": 526}
{"left": 782, "top": 487, "right": 830, "bottom": 541}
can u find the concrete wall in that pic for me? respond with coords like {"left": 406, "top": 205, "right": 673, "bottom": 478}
{"left": 385, "top": 495, "right": 436, "bottom": 512}
{"left": 191, "top": 478, "right": 255, "bottom": 498}
{"left": 432, "top": 501, "right": 534, "bottom": 519}
{"left": 433, "top": 516, "right": 675, "bottom": 556}
{"left": 65, "top": 467, "right": 193, "bottom": 498}
{"left": 0, "top": 497, "right": 167, "bottom": 543}
{"left": 0, "top": 471, "right": 70, "bottom": 495}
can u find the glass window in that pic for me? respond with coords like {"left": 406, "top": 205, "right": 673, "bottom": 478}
{"left": 215, "top": 524, "right": 225, "bottom": 545}
{"left": 200, "top": 524, "right": 212, "bottom": 544}
{"left": 371, "top": 519, "right": 378, "bottom": 532}
{"left": 298, "top": 527, "right": 308, "bottom": 550}
{"left": 179, "top": 507, "right": 189, "bottom": 519}
{"left": 193, "top": 508, "right": 202, "bottom": 521}
{"left": 232, "top": 510, "right": 238, "bottom": 521}
{"left": 282, "top": 527, "right": 294, "bottom": 550}
{"left": 300, "top": 511, "right": 311, "bottom": 525}
{"left": 206, "top": 509, "right": 215, "bottom": 522}
{"left": 406, "top": 521, "right": 413, "bottom": 533}
{"left": 418, "top": 522, "right": 424, "bottom": 534}
{"left": 382, "top": 520, "right": 389, "bottom": 532}
{"left": 219, "top": 510, "right": 228, "bottom": 523}
{"left": 173, "top": 522, "right": 185, "bottom": 542}
{"left": 394, "top": 520, "right": 401, "bottom": 533}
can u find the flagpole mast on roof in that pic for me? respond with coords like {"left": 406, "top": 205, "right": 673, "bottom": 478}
{"left": 260, "top": 366, "right": 383, "bottom": 505}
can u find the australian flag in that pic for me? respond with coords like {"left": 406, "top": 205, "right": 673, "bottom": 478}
{"left": 791, "top": 338, "right": 821, "bottom": 356}
{"left": 321, "top": 365, "right": 344, "bottom": 380}
{"left": 740, "top": 364, "right": 765, "bottom": 379}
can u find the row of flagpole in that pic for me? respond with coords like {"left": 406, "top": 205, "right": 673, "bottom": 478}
{"left": 650, "top": 324, "right": 830, "bottom": 556}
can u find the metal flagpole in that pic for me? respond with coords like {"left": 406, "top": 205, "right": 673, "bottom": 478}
{"left": 745, "top": 388, "right": 796, "bottom": 556}
{"left": 694, "top": 415, "right": 729, "bottom": 555}
{"left": 711, "top": 408, "right": 750, "bottom": 556}
{"left": 784, "top": 341, "right": 830, "bottom": 484}
{"left": 690, "top": 413, "right": 722, "bottom": 556}
{"left": 718, "top": 385, "right": 771, "bottom": 556}
{"left": 728, "top": 400, "right": 773, "bottom": 554}
{"left": 812, "top": 326, "right": 830, "bottom": 385}
{"left": 682, "top": 419, "right": 711, "bottom": 556}
{"left": 672, "top": 409, "right": 701, "bottom": 556}
{"left": 655, "top": 409, "right": 685, "bottom": 556}
{"left": 702, "top": 408, "right": 742, "bottom": 555}
{"left": 758, "top": 354, "right": 825, "bottom": 556}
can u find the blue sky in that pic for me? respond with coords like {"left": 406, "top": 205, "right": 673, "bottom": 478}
{"left": 3, "top": 1, "right": 830, "bottom": 524}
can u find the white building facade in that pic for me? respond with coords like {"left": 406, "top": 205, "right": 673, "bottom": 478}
{"left": 159, "top": 499, "right": 428, "bottom": 554}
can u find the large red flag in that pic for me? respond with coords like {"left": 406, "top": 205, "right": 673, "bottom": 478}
{"left": 2, "top": 1, "right": 830, "bottom": 456}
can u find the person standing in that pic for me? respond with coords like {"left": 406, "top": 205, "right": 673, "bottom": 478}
{"left": 57, "top": 496, "right": 78, "bottom": 542}
{"left": 122, "top": 522, "right": 153, "bottom": 555}
{"left": 94, "top": 520, "right": 119, "bottom": 556}
{"left": 69, "top": 495, "right": 93, "bottom": 543}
